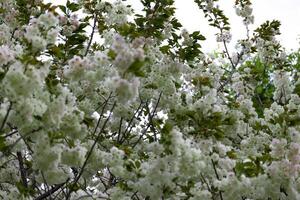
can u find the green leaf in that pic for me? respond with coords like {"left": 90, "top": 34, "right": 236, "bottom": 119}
{"left": 127, "top": 59, "right": 146, "bottom": 77}
{"left": 160, "top": 45, "right": 170, "bottom": 54}
{"left": 161, "top": 121, "right": 173, "bottom": 135}
{"left": 58, "top": 5, "right": 66, "bottom": 14}
{"left": 191, "top": 31, "right": 206, "bottom": 40}
{"left": 235, "top": 160, "right": 262, "bottom": 177}
{"left": 83, "top": 116, "right": 94, "bottom": 128}
{"left": 108, "top": 50, "right": 117, "bottom": 60}
{"left": 0, "top": 136, "right": 8, "bottom": 152}
{"left": 49, "top": 45, "right": 64, "bottom": 59}
{"left": 16, "top": 181, "right": 35, "bottom": 196}
{"left": 227, "top": 150, "right": 237, "bottom": 159}
{"left": 145, "top": 83, "right": 158, "bottom": 89}
{"left": 66, "top": 0, "right": 80, "bottom": 12}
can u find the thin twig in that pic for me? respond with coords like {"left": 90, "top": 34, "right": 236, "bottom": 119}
{"left": 117, "top": 117, "right": 123, "bottom": 143}
{"left": 41, "top": 171, "right": 51, "bottom": 200}
{"left": 0, "top": 127, "right": 42, "bottom": 159}
{"left": 211, "top": 159, "right": 223, "bottom": 200}
{"left": 120, "top": 101, "right": 145, "bottom": 144}
{"left": 217, "top": 30, "right": 245, "bottom": 92}
{"left": 4, "top": 129, "right": 18, "bottom": 138}
{"left": 145, "top": 101, "right": 158, "bottom": 141}
{"left": 52, "top": 186, "right": 65, "bottom": 199}
{"left": 84, "top": 14, "right": 98, "bottom": 56}
{"left": 122, "top": 101, "right": 144, "bottom": 135}
{"left": 92, "top": 93, "right": 113, "bottom": 137}
{"left": 132, "top": 92, "right": 162, "bottom": 148}
{"left": 222, "top": 39, "right": 235, "bottom": 68}
{"left": 200, "top": 173, "right": 212, "bottom": 192}
{"left": 131, "top": 191, "right": 140, "bottom": 200}
{"left": 211, "top": 159, "right": 220, "bottom": 180}
{"left": 34, "top": 180, "right": 68, "bottom": 200}
{"left": 68, "top": 101, "right": 116, "bottom": 198}
{"left": 16, "top": 151, "right": 28, "bottom": 188}
{"left": 0, "top": 102, "right": 12, "bottom": 132}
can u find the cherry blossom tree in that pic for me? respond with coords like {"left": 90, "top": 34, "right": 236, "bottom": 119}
{"left": 0, "top": 0, "right": 300, "bottom": 199}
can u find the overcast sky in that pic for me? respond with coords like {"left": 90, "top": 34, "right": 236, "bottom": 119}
{"left": 48, "top": 0, "right": 300, "bottom": 52}
{"left": 174, "top": 0, "right": 300, "bottom": 52}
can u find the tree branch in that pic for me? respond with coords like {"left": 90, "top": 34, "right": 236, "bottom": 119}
{"left": 16, "top": 151, "right": 28, "bottom": 188}
{"left": 0, "top": 102, "right": 12, "bottom": 132}
{"left": 132, "top": 92, "right": 162, "bottom": 148}
{"left": 34, "top": 181, "right": 68, "bottom": 200}
{"left": 120, "top": 101, "right": 144, "bottom": 144}
{"left": 84, "top": 14, "right": 98, "bottom": 56}
{"left": 211, "top": 159, "right": 223, "bottom": 200}
{"left": 66, "top": 100, "right": 116, "bottom": 199}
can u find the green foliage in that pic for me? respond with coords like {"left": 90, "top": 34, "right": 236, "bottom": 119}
{"left": 136, "top": 0, "right": 181, "bottom": 40}
{"left": 254, "top": 20, "right": 281, "bottom": 41}
{"left": 194, "top": 0, "right": 230, "bottom": 30}
{"left": 126, "top": 59, "right": 147, "bottom": 77}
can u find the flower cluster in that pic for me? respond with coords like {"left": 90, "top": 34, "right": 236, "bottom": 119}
{"left": 0, "top": 45, "right": 14, "bottom": 66}
{"left": 97, "top": 0, "right": 132, "bottom": 26}
{"left": 1, "top": 0, "right": 300, "bottom": 200}
{"left": 24, "top": 12, "right": 59, "bottom": 51}
{"left": 216, "top": 30, "right": 232, "bottom": 43}
{"left": 235, "top": 2, "right": 255, "bottom": 25}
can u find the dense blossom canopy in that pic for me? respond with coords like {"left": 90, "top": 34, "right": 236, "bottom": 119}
{"left": 0, "top": 0, "right": 300, "bottom": 199}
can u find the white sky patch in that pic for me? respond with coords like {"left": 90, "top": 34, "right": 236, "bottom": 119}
{"left": 48, "top": 0, "right": 300, "bottom": 52}
{"left": 174, "top": 0, "right": 300, "bottom": 52}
